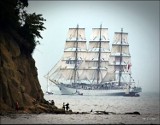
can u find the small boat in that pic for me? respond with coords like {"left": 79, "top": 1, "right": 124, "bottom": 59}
{"left": 45, "top": 91, "right": 54, "bottom": 95}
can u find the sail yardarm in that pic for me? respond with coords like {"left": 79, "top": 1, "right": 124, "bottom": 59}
{"left": 67, "top": 28, "right": 86, "bottom": 40}
{"left": 91, "top": 28, "right": 109, "bottom": 41}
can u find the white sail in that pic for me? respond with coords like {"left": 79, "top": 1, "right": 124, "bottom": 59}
{"left": 86, "top": 69, "right": 98, "bottom": 83}
{"left": 78, "top": 60, "right": 86, "bottom": 69}
{"left": 101, "top": 52, "right": 110, "bottom": 61}
{"left": 44, "top": 27, "right": 142, "bottom": 96}
{"left": 109, "top": 56, "right": 131, "bottom": 65}
{"left": 114, "top": 72, "right": 132, "bottom": 83}
{"left": 67, "top": 28, "right": 86, "bottom": 40}
{"left": 86, "top": 51, "right": 99, "bottom": 60}
{"left": 89, "top": 41, "right": 110, "bottom": 50}
{"left": 77, "top": 51, "right": 87, "bottom": 59}
{"left": 85, "top": 68, "right": 108, "bottom": 84}
{"left": 108, "top": 29, "right": 134, "bottom": 84}
{"left": 113, "top": 32, "right": 128, "bottom": 44}
{"left": 65, "top": 41, "right": 87, "bottom": 50}
{"left": 77, "top": 69, "right": 88, "bottom": 81}
{"left": 91, "top": 28, "right": 109, "bottom": 41}
{"left": 63, "top": 50, "right": 87, "bottom": 59}
{"left": 100, "top": 61, "right": 109, "bottom": 68}
{"left": 62, "top": 51, "right": 75, "bottom": 59}
{"left": 111, "top": 45, "right": 130, "bottom": 55}
{"left": 86, "top": 61, "right": 98, "bottom": 68}
{"left": 102, "top": 72, "right": 115, "bottom": 83}
{"left": 82, "top": 26, "right": 111, "bottom": 84}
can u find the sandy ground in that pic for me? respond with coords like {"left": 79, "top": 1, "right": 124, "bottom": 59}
{"left": 0, "top": 113, "right": 159, "bottom": 124}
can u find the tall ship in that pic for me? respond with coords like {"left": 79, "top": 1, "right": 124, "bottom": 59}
{"left": 45, "top": 24, "right": 142, "bottom": 96}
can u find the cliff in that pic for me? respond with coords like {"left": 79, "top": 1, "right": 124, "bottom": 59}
{"left": 0, "top": 0, "right": 66, "bottom": 114}
{"left": 0, "top": 30, "right": 45, "bottom": 113}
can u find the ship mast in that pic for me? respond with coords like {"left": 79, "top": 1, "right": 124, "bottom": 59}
{"left": 73, "top": 24, "right": 79, "bottom": 84}
{"left": 118, "top": 28, "right": 123, "bottom": 86}
{"left": 97, "top": 24, "right": 102, "bottom": 84}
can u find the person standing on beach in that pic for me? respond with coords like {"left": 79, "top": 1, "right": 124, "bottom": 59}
{"left": 51, "top": 100, "right": 55, "bottom": 105}
{"left": 66, "top": 103, "right": 69, "bottom": 111}
{"left": 62, "top": 102, "right": 65, "bottom": 110}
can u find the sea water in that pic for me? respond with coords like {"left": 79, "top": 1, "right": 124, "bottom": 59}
{"left": 44, "top": 92, "right": 159, "bottom": 114}
{"left": 1, "top": 92, "right": 159, "bottom": 124}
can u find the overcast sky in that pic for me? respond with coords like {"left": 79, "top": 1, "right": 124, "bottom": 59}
{"left": 27, "top": 1, "right": 159, "bottom": 93}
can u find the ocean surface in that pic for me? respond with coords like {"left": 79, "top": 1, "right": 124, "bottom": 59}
{"left": 44, "top": 92, "right": 159, "bottom": 114}
{"left": 1, "top": 92, "right": 160, "bottom": 124}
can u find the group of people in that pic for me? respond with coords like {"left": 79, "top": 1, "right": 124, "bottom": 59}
{"left": 62, "top": 102, "right": 70, "bottom": 111}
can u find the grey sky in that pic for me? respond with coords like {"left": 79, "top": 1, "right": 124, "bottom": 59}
{"left": 27, "top": 1, "right": 159, "bottom": 93}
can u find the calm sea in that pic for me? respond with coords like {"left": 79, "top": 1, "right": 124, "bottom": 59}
{"left": 1, "top": 92, "right": 159, "bottom": 124}
{"left": 44, "top": 92, "right": 160, "bottom": 115}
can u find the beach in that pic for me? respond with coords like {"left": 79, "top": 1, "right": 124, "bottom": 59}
{"left": 1, "top": 113, "right": 159, "bottom": 124}
{"left": 1, "top": 92, "right": 159, "bottom": 124}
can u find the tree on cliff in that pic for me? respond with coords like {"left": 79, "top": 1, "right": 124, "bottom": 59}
{"left": 0, "top": 0, "right": 46, "bottom": 54}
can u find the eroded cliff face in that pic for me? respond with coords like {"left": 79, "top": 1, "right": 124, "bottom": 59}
{"left": 0, "top": 31, "right": 44, "bottom": 112}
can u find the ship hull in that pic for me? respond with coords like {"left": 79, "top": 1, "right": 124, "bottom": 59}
{"left": 57, "top": 84, "right": 141, "bottom": 96}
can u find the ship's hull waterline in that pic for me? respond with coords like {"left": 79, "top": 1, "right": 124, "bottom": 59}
{"left": 57, "top": 84, "right": 140, "bottom": 96}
